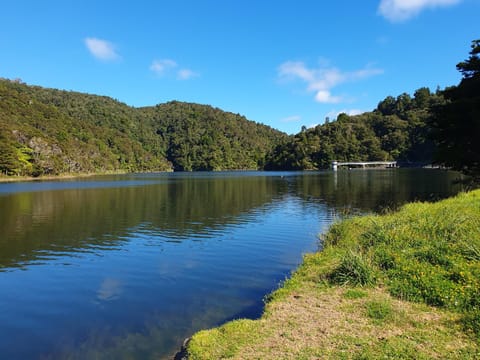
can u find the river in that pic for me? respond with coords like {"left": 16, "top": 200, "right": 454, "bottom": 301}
{"left": 0, "top": 169, "right": 463, "bottom": 359}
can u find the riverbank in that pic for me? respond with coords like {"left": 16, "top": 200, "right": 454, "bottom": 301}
{"left": 0, "top": 170, "right": 175, "bottom": 183}
{"left": 0, "top": 171, "right": 127, "bottom": 183}
{"left": 186, "top": 190, "right": 480, "bottom": 359}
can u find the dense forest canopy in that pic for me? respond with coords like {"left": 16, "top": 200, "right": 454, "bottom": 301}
{"left": 264, "top": 88, "right": 444, "bottom": 170}
{"left": 429, "top": 39, "right": 480, "bottom": 179}
{"left": 0, "top": 39, "right": 478, "bottom": 178}
{"left": 0, "top": 80, "right": 285, "bottom": 176}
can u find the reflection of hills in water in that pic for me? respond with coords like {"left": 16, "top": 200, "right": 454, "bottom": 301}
{"left": 292, "top": 169, "right": 463, "bottom": 213}
{"left": 0, "top": 175, "right": 286, "bottom": 270}
{"left": 0, "top": 170, "right": 462, "bottom": 270}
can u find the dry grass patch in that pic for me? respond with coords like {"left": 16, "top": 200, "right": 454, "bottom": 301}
{"left": 189, "top": 286, "right": 478, "bottom": 359}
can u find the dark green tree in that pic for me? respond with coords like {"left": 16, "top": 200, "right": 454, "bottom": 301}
{"left": 430, "top": 39, "right": 480, "bottom": 178}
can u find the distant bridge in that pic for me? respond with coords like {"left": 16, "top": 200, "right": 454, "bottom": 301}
{"left": 332, "top": 161, "right": 397, "bottom": 171}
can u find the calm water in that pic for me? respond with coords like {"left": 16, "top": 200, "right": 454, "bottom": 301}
{"left": 0, "top": 170, "right": 463, "bottom": 359}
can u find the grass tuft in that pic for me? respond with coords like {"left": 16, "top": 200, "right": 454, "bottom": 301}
{"left": 328, "top": 250, "right": 376, "bottom": 287}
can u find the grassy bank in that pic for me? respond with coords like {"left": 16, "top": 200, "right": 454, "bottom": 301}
{"left": 187, "top": 190, "right": 480, "bottom": 359}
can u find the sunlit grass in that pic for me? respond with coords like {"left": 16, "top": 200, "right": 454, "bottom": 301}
{"left": 187, "top": 190, "right": 480, "bottom": 359}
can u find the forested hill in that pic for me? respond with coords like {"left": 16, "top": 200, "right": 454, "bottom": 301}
{"left": 265, "top": 88, "right": 445, "bottom": 170}
{"left": 1, "top": 37, "right": 477, "bottom": 178}
{"left": 0, "top": 79, "right": 286, "bottom": 176}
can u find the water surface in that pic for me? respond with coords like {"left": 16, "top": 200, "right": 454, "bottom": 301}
{"left": 0, "top": 170, "right": 463, "bottom": 359}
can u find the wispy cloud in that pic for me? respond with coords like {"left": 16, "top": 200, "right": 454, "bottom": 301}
{"left": 84, "top": 37, "right": 119, "bottom": 61}
{"left": 150, "top": 59, "right": 178, "bottom": 76}
{"left": 281, "top": 115, "right": 302, "bottom": 123}
{"left": 278, "top": 60, "right": 383, "bottom": 104}
{"left": 378, "top": 0, "right": 462, "bottom": 22}
{"left": 150, "top": 59, "right": 199, "bottom": 80}
{"left": 96, "top": 278, "right": 122, "bottom": 301}
{"left": 177, "top": 68, "right": 199, "bottom": 80}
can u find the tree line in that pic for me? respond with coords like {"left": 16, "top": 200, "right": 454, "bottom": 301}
{"left": 265, "top": 38, "right": 479, "bottom": 181}
{"left": 264, "top": 87, "right": 443, "bottom": 170}
{"left": 0, "top": 81, "right": 285, "bottom": 176}
{"left": 0, "top": 39, "right": 478, "bottom": 179}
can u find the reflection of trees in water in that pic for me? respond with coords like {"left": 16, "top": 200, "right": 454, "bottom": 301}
{"left": 0, "top": 176, "right": 283, "bottom": 270}
{"left": 291, "top": 169, "right": 463, "bottom": 213}
{"left": 0, "top": 170, "right": 462, "bottom": 270}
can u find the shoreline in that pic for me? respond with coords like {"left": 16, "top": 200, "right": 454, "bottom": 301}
{"left": 184, "top": 190, "right": 480, "bottom": 359}
{"left": 0, "top": 171, "right": 128, "bottom": 183}
{"left": 0, "top": 169, "right": 179, "bottom": 183}
{"left": 0, "top": 166, "right": 453, "bottom": 184}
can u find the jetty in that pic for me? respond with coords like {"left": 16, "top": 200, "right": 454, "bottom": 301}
{"left": 332, "top": 161, "right": 397, "bottom": 171}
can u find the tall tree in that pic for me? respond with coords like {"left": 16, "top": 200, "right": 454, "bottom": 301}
{"left": 430, "top": 39, "right": 480, "bottom": 179}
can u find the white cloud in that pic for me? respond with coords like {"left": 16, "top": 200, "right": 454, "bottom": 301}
{"left": 150, "top": 59, "right": 199, "bottom": 80}
{"left": 378, "top": 0, "right": 462, "bottom": 22}
{"left": 84, "top": 37, "right": 119, "bottom": 61}
{"left": 150, "top": 59, "right": 178, "bottom": 76}
{"left": 315, "top": 90, "right": 342, "bottom": 104}
{"left": 177, "top": 68, "right": 199, "bottom": 80}
{"left": 278, "top": 61, "right": 383, "bottom": 104}
{"left": 281, "top": 115, "right": 302, "bottom": 123}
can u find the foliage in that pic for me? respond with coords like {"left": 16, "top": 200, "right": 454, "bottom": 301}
{"left": 140, "top": 101, "right": 285, "bottom": 171}
{"left": 265, "top": 88, "right": 443, "bottom": 170}
{"left": 0, "top": 79, "right": 285, "bottom": 176}
{"left": 430, "top": 39, "right": 480, "bottom": 179}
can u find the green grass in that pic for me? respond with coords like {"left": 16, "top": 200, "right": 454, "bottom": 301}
{"left": 188, "top": 320, "right": 262, "bottom": 360}
{"left": 323, "top": 189, "right": 480, "bottom": 336}
{"left": 327, "top": 250, "right": 377, "bottom": 287}
{"left": 365, "top": 298, "right": 393, "bottom": 323}
{"left": 187, "top": 189, "right": 480, "bottom": 359}
{"left": 344, "top": 289, "right": 368, "bottom": 299}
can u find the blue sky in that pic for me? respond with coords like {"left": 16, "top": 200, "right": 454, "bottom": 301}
{"left": 1, "top": 0, "right": 478, "bottom": 134}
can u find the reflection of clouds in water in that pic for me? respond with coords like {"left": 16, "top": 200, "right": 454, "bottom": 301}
{"left": 97, "top": 278, "right": 122, "bottom": 301}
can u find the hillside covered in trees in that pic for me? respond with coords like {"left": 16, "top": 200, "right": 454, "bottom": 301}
{"left": 0, "top": 79, "right": 285, "bottom": 176}
{"left": 264, "top": 88, "right": 445, "bottom": 170}
{"left": 0, "top": 78, "right": 444, "bottom": 178}
{"left": 1, "top": 38, "right": 478, "bottom": 178}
